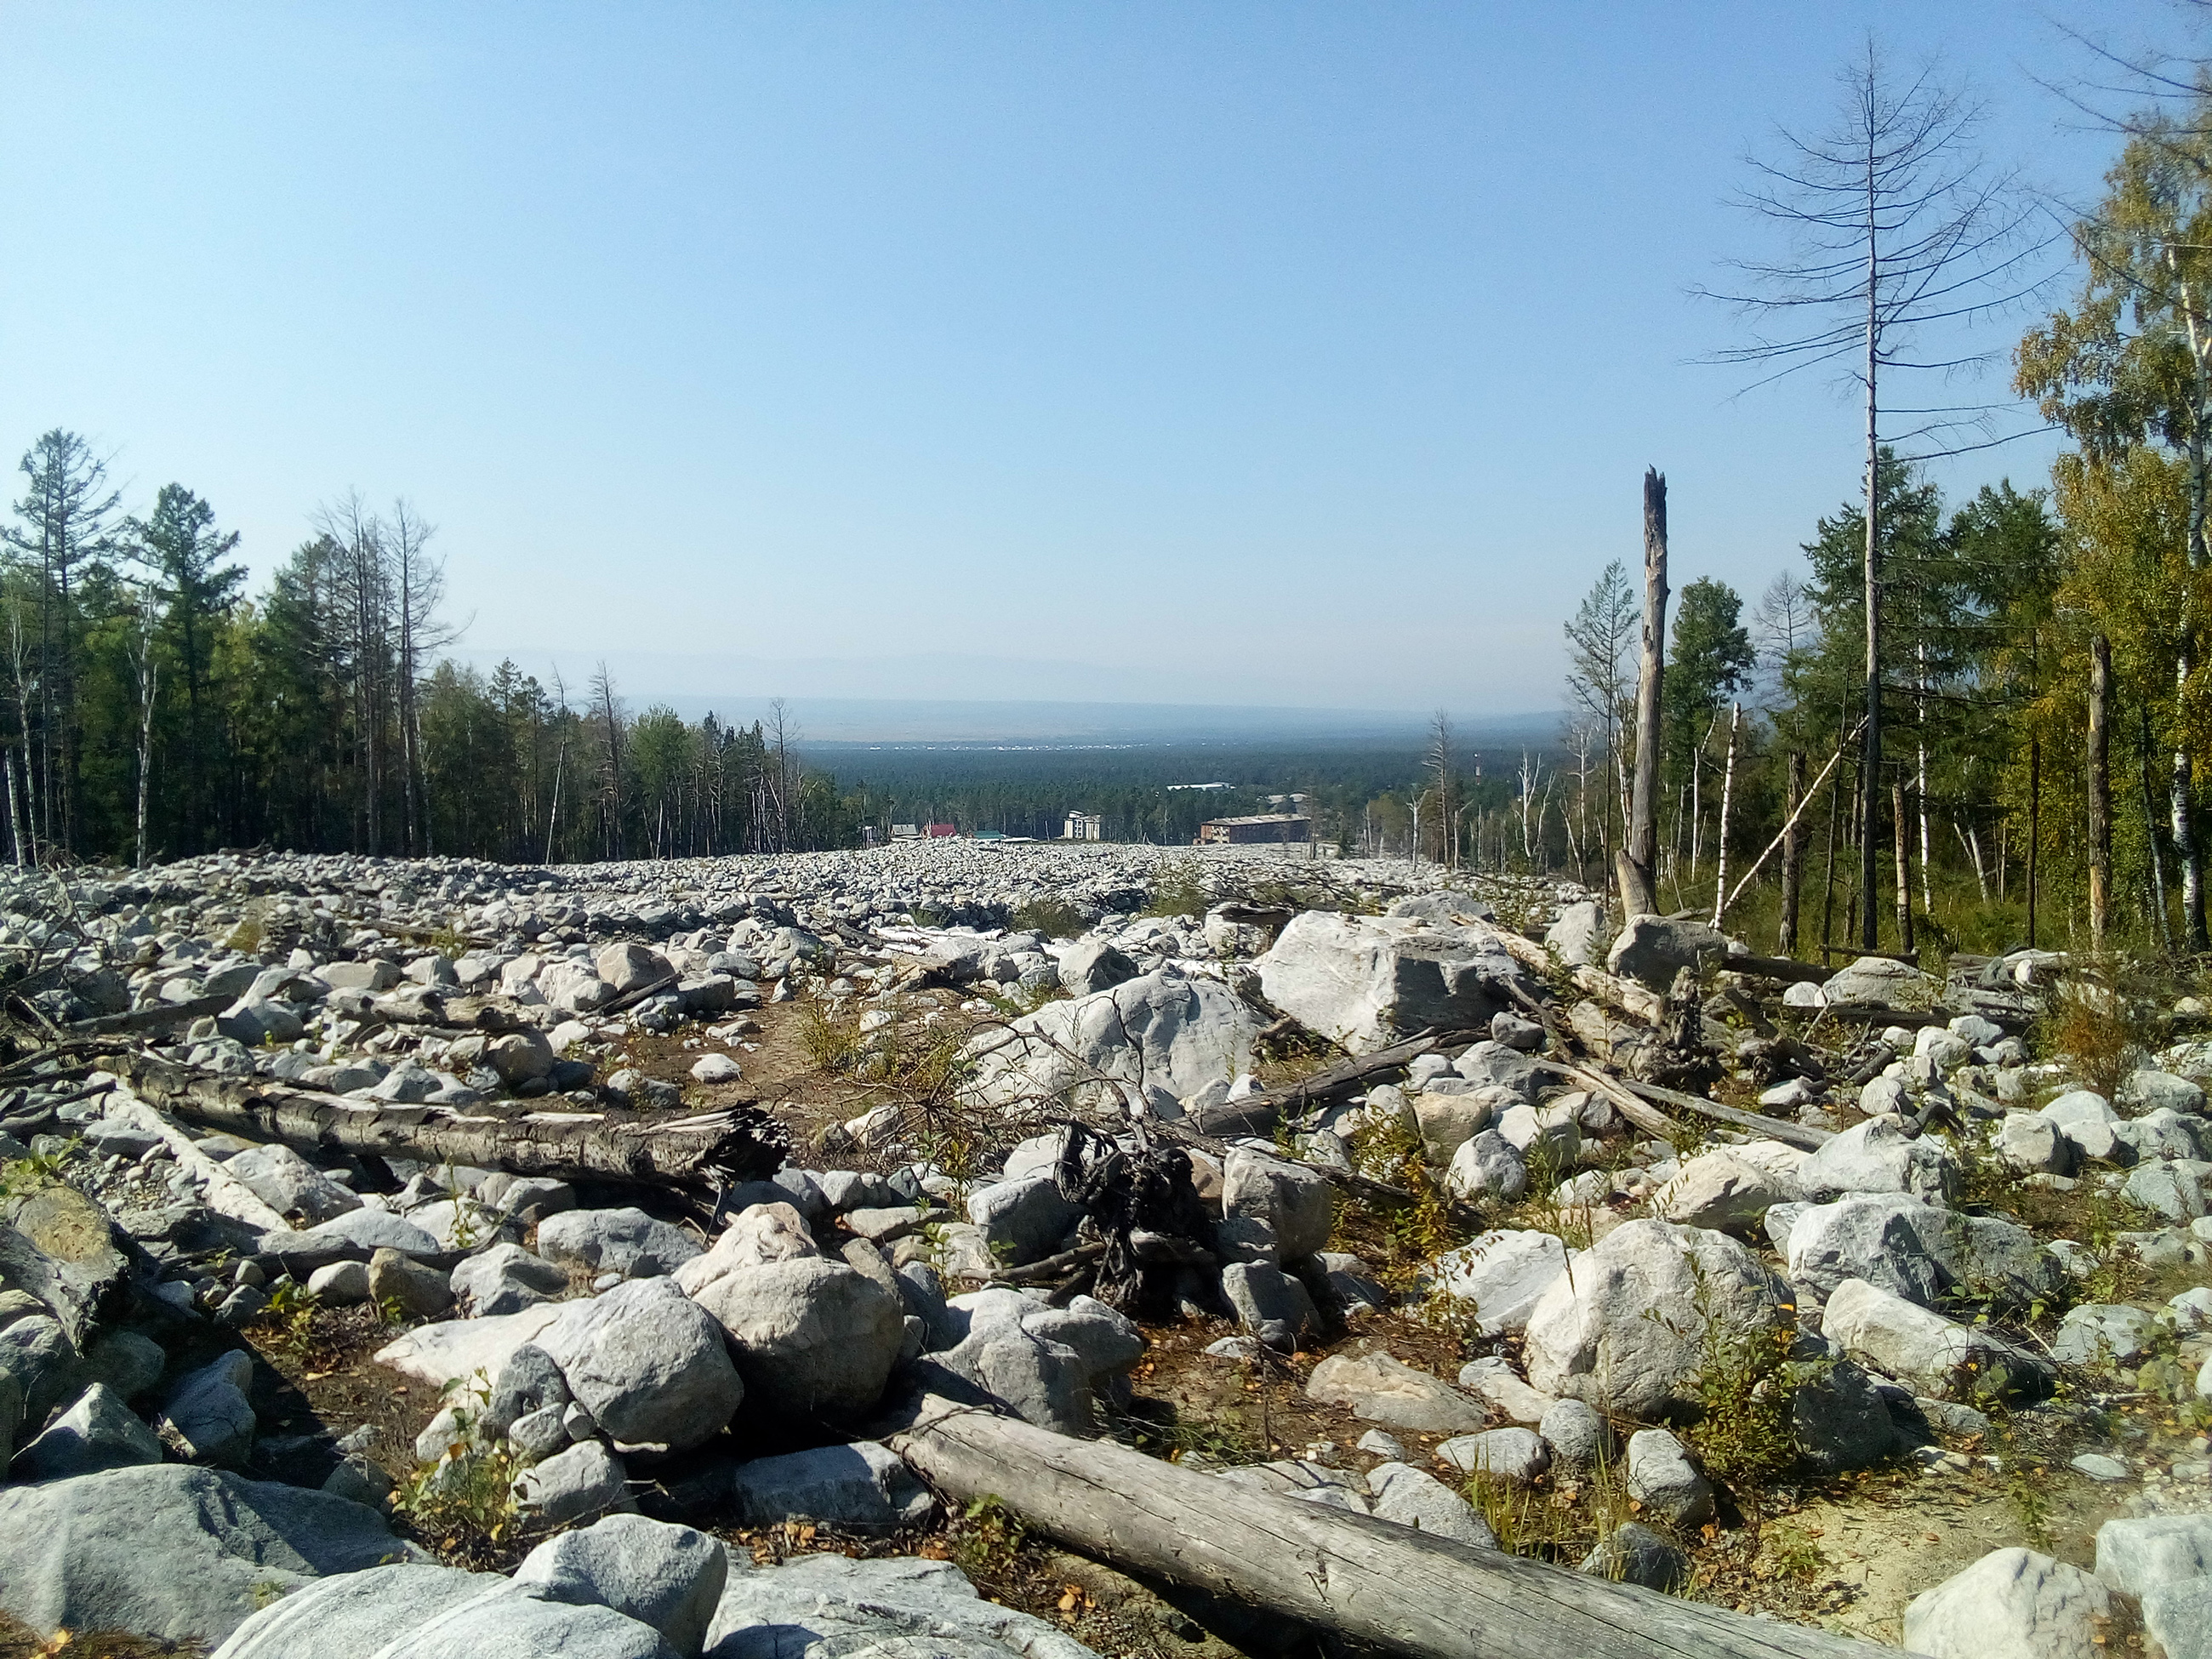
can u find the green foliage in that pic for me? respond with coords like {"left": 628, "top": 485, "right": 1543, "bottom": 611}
{"left": 1684, "top": 1266, "right": 1801, "bottom": 1486}
{"left": 950, "top": 1494, "right": 1026, "bottom": 1581}
{"left": 1141, "top": 867, "right": 1208, "bottom": 919}
{"left": 391, "top": 1376, "right": 522, "bottom": 1560}
{"left": 1010, "top": 896, "right": 1086, "bottom": 939}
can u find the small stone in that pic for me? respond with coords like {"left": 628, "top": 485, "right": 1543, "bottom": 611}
{"left": 2070, "top": 1452, "right": 2130, "bottom": 1481}
{"left": 1580, "top": 1521, "right": 1689, "bottom": 1591}
{"left": 1538, "top": 1398, "right": 1615, "bottom": 1473}
{"left": 690, "top": 1053, "right": 742, "bottom": 1085}
{"left": 368, "top": 1246, "right": 453, "bottom": 1320}
{"left": 1435, "top": 1426, "right": 1549, "bottom": 1482}
{"left": 1354, "top": 1428, "right": 1405, "bottom": 1459}
{"left": 515, "top": 1438, "right": 631, "bottom": 1525}
{"left": 1625, "top": 1428, "right": 1713, "bottom": 1525}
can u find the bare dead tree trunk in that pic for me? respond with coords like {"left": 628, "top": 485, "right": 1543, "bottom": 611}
{"left": 134, "top": 606, "right": 157, "bottom": 869}
{"left": 2089, "top": 632, "right": 2112, "bottom": 954}
{"left": 1779, "top": 748, "right": 1805, "bottom": 955}
{"left": 1891, "top": 779, "right": 1913, "bottom": 956}
{"left": 1711, "top": 703, "right": 1740, "bottom": 924}
{"left": 1615, "top": 468, "right": 1667, "bottom": 916}
{"left": 2028, "top": 730, "right": 2041, "bottom": 950}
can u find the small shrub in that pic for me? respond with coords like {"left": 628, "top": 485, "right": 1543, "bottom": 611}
{"left": 796, "top": 1001, "right": 864, "bottom": 1071}
{"left": 392, "top": 1377, "right": 522, "bottom": 1561}
{"left": 950, "top": 1494, "right": 1025, "bottom": 1580}
{"left": 1011, "top": 897, "right": 1086, "bottom": 939}
{"left": 1141, "top": 869, "right": 1207, "bottom": 920}
{"left": 1683, "top": 1268, "right": 1800, "bottom": 1487}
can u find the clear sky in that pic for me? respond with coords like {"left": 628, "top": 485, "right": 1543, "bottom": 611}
{"left": 0, "top": 3, "right": 2180, "bottom": 726}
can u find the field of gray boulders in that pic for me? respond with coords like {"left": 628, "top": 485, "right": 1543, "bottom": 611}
{"left": 1, "top": 840, "right": 2211, "bottom": 1656}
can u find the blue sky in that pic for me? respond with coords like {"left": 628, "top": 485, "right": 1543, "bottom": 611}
{"left": 0, "top": 3, "right": 2179, "bottom": 724}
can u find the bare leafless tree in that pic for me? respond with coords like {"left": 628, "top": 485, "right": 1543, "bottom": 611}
{"left": 1698, "top": 37, "right": 2048, "bottom": 949}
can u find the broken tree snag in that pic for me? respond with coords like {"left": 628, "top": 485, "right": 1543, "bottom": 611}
{"left": 1616, "top": 466, "right": 1668, "bottom": 920}
{"left": 104, "top": 1053, "right": 787, "bottom": 1192}
{"left": 884, "top": 1396, "right": 1884, "bottom": 1659}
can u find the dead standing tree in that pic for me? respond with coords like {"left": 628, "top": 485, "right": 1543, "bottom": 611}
{"left": 1698, "top": 38, "right": 2044, "bottom": 950}
{"left": 1616, "top": 468, "right": 1668, "bottom": 917}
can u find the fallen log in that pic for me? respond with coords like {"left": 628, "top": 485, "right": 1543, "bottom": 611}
{"left": 1598, "top": 1070, "right": 1832, "bottom": 1152}
{"left": 1724, "top": 953, "right": 1833, "bottom": 987}
{"left": 68, "top": 993, "right": 234, "bottom": 1036}
{"left": 1231, "top": 1026, "right": 1483, "bottom": 1118}
{"left": 884, "top": 1394, "right": 1896, "bottom": 1659}
{"left": 1487, "top": 931, "right": 1669, "bottom": 1025}
{"left": 104, "top": 1053, "right": 787, "bottom": 1193}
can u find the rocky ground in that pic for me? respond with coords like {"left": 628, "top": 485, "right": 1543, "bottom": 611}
{"left": 0, "top": 840, "right": 2207, "bottom": 1656}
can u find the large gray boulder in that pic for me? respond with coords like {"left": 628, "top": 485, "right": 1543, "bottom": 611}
{"left": 1253, "top": 911, "right": 1533, "bottom": 1055}
{"left": 1826, "top": 955, "right": 1941, "bottom": 1009}
{"left": 1796, "top": 1115, "right": 1957, "bottom": 1203}
{"left": 538, "top": 1207, "right": 704, "bottom": 1280}
{"left": 1057, "top": 938, "right": 1137, "bottom": 997}
{"left": 729, "top": 1441, "right": 938, "bottom": 1534}
{"left": 368, "top": 1586, "right": 678, "bottom": 1657}
{"left": 208, "top": 1564, "right": 494, "bottom": 1659}
{"left": 13, "top": 1381, "right": 162, "bottom": 1479}
{"left": 1903, "top": 1547, "right": 2114, "bottom": 1659}
{"left": 452, "top": 1241, "right": 572, "bottom": 1316}
{"left": 513, "top": 1514, "right": 727, "bottom": 1657}
{"left": 535, "top": 1278, "right": 744, "bottom": 1452}
{"left": 1785, "top": 1192, "right": 2059, "bottom": 1313}
{"left": 1303, "top": 1351, "right": 1485, "bottom": 1434}
{"left": 965, "top": 1175, "right": 1083, "bottom": 1267}
{"left": 704, "top": 1552, "right": 1097, "bottom": 1659}
{"left": 2095, "top": 1513, "right": 2212, "bottom": 1597}
{"left": 1366, "top": 1461, "right": 1497, "bottom": 1546}
{"left": 262, "top": 1207, "right": 442, "bottom": 1274}
{"left": 920, "top": 1289, "right": 1143, "bottom": 1434}
{"left": 224, "top": 1144, "right": 361, "bottom": 1223}
{"left": 1427, "top": 1229, "right": 1568, "bottom": 1337}
{"left": 961, "top": 966, "right": 1259, "bottom": 1115}
{"left": 1605, "top": 915, "right": 1733, "bottom": 990}
{"left": 1652, "top": 1150, "right": 1801, "bottom": 1233}
{"left": 0, "top": 1464, "right": 413, "bottom": 1647}
{"left": 158, "top": 1348, "right": 259, "bottom": 1468}
{"left": 1543, "top": 900, "right": 1605, "bottom": 968}
{"left": 1624, "top": 1428, "right": 1713, "bottom": 1525}
{"left": 687, "top": 1257, "right": 904, "bottom": 1420}
{"left": 1522, "top": 1218, "right": 1792, "bottom": 1417}
{"left": 1788, "top": 1357, "right": 1898, "bottom": 1474}
{"left": 1821, "top": 1277, "right": 2052, "bottom": 1401}
{"left": 1219, "top": 1148, "right": 1334, "bottom": 1265}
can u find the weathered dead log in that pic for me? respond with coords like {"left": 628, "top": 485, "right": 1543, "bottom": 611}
{"left": 1229, "top": 1026, "right": 1482, "bottom": 1119}
{"left": 1724, "top": 954, "right": 1833, "bottom": 987}
{"left": 67, "top": 993, "right": 235, "bottom": 1036}
{"left": 1485, "top": 929, "right": 1668, "bottom": 1025}
{"left": 884, "top": 1394, "right": 1892, "bottom": 1659}
{"left": 105, "top": 1053, "right": 786, "bottom": 1192}
{"left": 1594, "top": 1069, "right": 1832, "bottom": 1152}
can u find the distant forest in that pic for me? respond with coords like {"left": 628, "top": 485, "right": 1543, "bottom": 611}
{"left": 0, "top": 435, "right": 1512, "bottom": 868}
{"left": 810, "top": 741, "right": 1529, "bottom": 850}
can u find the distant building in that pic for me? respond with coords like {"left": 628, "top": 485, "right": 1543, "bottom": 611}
{"left": 1063, "top": 812, "right": 1103, "bottom": 841}
{"left": 1166, "top": 781, "right": 1231, "bottom": 791}
{"left": 891, "top": 824, "right": 921, "bottom": 841}
{"left": 973, "top": 830, "right": 1006, "bottom": 843}
{"left": 1199, "top": 813, "right": 1310, "bottom": 846}
{"left": 926, "top": 823, "right": 958, "bottom": 839}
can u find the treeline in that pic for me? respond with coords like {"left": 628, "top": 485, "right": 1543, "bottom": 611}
{"left": 0, "top": 437, "right": 853, "bottom": 867}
